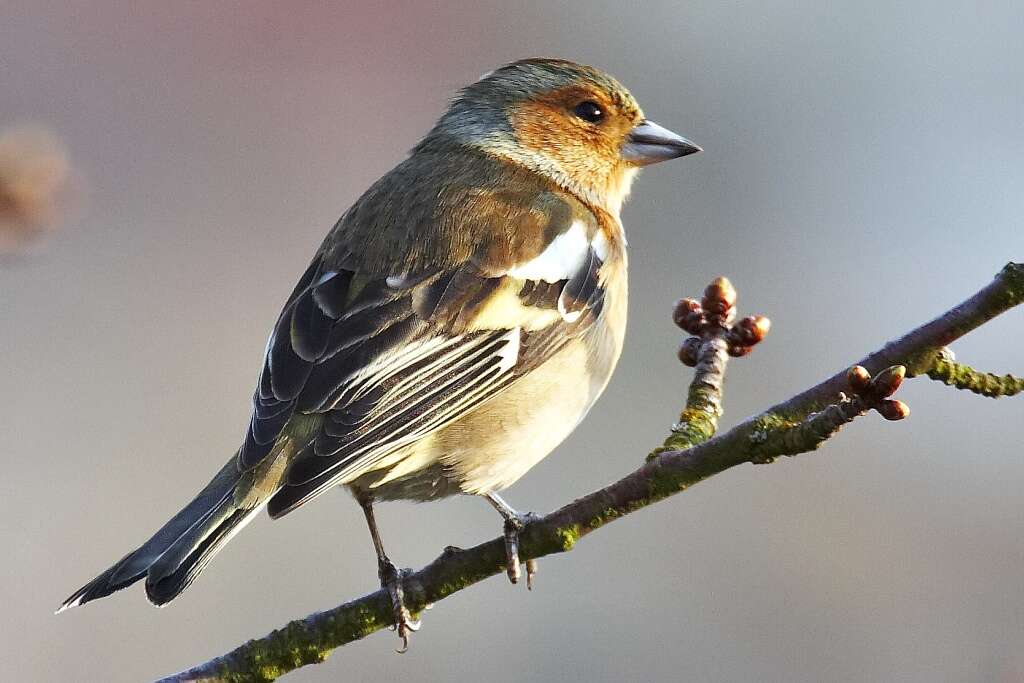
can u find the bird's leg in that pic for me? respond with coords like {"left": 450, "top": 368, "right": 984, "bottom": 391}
{"left": 358, "top": 497, "right": 420, "bottom": 652}
{"left": 484, "top": 492, "right": 539, "bottom": 589}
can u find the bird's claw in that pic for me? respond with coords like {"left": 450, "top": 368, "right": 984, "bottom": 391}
{"left": 394, "top": 615, "right": 420, "bottom": 654}
{"left": 379, "top": 559, "right": 420, "bottom": 652}
{"left": 525, "top": 559, "right": 537, "bottom": 590}
{"left": 501, "top": 512, "right": 539, "bottom": 588}
{"left": 503, "top": 517, "right": 522, "bottom": 584}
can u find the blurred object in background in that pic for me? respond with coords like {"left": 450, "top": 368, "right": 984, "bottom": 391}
{"left": 0, "top": 125, "right": 74, "bottom": 255}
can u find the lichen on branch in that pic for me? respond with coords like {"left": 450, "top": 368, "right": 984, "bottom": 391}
{"left": 923, "top": 348, "right": 1024, "bottom": 397}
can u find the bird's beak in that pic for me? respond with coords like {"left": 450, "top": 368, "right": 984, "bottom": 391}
{"left": 621, "top": 120, "right": 702, "bottom": 166}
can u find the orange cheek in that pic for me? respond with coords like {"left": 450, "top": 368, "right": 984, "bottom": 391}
{"left": 510, "top": 105, "right": 613, "bottom": 169}
{"left": 508, "top": 102, "right": 574, "bottom": 153}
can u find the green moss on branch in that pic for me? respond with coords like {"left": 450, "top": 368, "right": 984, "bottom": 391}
{"left": 927, "top": 358, "right": 1024, "bottom": 397}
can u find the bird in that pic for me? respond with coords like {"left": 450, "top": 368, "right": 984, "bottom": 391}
{"left": 58, "top": 58, "right": 700, "bottom": 646}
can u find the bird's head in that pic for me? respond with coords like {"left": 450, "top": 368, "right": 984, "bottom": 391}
{"left": 419, "top": 58, "right": 700, "bottom": 214}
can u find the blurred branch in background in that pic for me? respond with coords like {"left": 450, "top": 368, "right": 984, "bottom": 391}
{"left": 0, "top": 125, "right": 74, "bottom": 256}
{"left": 160, "top": 264, "right": 1023, "bottom": 683}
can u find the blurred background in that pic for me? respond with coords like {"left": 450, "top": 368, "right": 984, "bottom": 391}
{"left": 3, "top": 1, "right": 1022, "bottom": 681}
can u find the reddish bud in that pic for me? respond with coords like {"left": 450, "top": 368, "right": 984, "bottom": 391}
{"left": 869, "top": 365, "right": 906, "bottom": 398}
{"left": 730, "top": 315, "right": 771, "bottom": 346}
{"left": 672, "top": 298, "right": 702, "bottom": 330}
{"left": 727, "top": 344, "right": 753, "bottom": 358}
{"left": 677, "top": 336, "right": 701, "bottom": 366}
{"left": 877, "top": 399, "right": 910, "bottom": 421}
{"left": 673, "top": 298, "right": 706, "bottom": 334}
{"left": 749, "top": 315, "right": 771, "bottom": 342}
{"left": 702, "top": 277, "right": 736, "bottom": 316}
{"left": 846, "top": 366, "right": 871, "bottom": 392}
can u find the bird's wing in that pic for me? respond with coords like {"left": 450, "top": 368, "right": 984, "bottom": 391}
{"left": 239, "top": 203, "right": 612, "bottom": 517}
{"left": 262, "top": 234, "right": 608, "bottom": 516}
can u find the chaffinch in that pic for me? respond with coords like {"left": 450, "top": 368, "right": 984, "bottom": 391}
{"left": 60, "top": 58, "right": 700, "bottom": 642}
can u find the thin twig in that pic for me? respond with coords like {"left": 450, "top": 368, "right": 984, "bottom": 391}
{"left": 924, "top": 348, "right": 1024, "bottom": 397}
{"left": 653, "top": 277, "right": 770, "bottom": 456}
{"left": 158, "top": 262, "right": 1024, "bottom": 683}
{"left": 749, "top": 365, "right": 909, "bottom": 462}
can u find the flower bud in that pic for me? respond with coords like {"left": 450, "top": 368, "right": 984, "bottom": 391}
{"left": 731, "top": 315, "right": 771, "bottom": 346}
{"left": 877, "top": 399, "right": 910, "bottom": 421}
{"left": 677, "top": 336, "right": 701, "bottom": 366}
{"left": 702, "top": 277, "right": 736, "bottom": 316}
{"left": 846, "top": 366, "right": 871, "bottom": 392}
{"left": 672, "top": 298, "right": 705, "bottom": 334}
{"left": 869, "top": 365, "right": 906, "bottom": 398}
{"left": 727, "top": 344, "right": 753, "bottom": 358}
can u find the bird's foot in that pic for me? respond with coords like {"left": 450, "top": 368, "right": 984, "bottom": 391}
{"left": 501, "top": 511, "right": 540, "bottom": 588}
{"left": 378, "top": 558, "right": 420, "bottom": 652}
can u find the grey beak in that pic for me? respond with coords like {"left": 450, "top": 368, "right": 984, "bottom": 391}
{"left": 622, "top": 120, "right": 702, "bottom": 166}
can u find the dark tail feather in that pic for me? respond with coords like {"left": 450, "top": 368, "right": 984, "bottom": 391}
{"left": 57, "top": 457, "right": 259, "bottom": 612}
{"left": 267, "top": 466, "right": 336, "bottom": 519}
{"left": 56, "top": 551, "right": 152, "bottom": 612}
{"left": 144, "top": 504, "right": 260, "bottom": 605}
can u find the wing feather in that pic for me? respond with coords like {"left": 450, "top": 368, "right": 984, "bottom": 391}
{"left": 237, "top": 170, "right": 613, "bottom": 510}
{"left": 270, "top": 253, "right": 604, "bottom": 510}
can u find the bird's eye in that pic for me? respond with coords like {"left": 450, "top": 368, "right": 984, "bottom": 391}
{"left": 573, "top": 101, "right": 604, "bottom": 123}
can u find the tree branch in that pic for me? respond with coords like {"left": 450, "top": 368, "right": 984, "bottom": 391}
{"left": 158, "top": 262, "right": 1024, "bottom": 683}
{"left": 923, "top": 347, "right": 1024, "bottom": 397}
